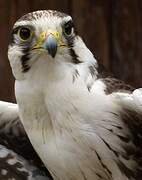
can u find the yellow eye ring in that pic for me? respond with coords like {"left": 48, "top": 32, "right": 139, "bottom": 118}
{"left": 18, "top": 27, "right": 32, "bottom": 41}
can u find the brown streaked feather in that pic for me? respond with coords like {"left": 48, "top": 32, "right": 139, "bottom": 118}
{"left": 0, "top": 102, "right": 52, "bottom": 179}
{"left": 17, "top": 10, "right": 68, "bottom": 22}
{"left": 102, "top": 78, "right": 135, "bottom": 94}
{"left": 97, "top": 63, "right": 135, "bottom": 94}
{"left": 0, "top": 144, "right": 50, "bottom": 180}
{"left": 118, "top": 108, "right": 142, "bottom": 179}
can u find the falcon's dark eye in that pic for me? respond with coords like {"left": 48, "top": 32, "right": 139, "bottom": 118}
{"left": 63, "top": 20, "right": 74, "bottom": 36}
{"left": 18, "top": 27, "right": 31, "bottom": 41}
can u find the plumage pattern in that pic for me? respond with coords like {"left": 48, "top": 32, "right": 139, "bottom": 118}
{"left": 7, "top": 10, "right": 142, "bottom": 180}
{"left": 0, "top": 101, "right": 52, "bottom": 180}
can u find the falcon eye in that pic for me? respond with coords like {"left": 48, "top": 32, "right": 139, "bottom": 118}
{"left": 63, "top": 20, "right": 74, "bottom": 36}
{"left": 18, "top": 27, "right": 31, "bottom": 41}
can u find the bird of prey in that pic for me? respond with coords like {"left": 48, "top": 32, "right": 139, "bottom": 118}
{"left": 8, "top": 10, "right": 142, "bottom": 180}
{"left": 0, "top": 101, "right": 52, "bottom": 180}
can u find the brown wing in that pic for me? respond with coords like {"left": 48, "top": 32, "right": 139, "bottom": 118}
{"left": 0, "top": 144, "right": 50, "bottom": 180}
{"left": 97, "top": 63, "right": 135, "bottom": 94}
{"left": 102, "top": 77, "right": 135, "bottom": 94}
{"left": 0, "top": 101, "right": 52, "bottom": 179}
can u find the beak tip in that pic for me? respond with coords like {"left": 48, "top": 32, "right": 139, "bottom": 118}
{"left": 44, "top": 35, "right": 57, "bottom": 58}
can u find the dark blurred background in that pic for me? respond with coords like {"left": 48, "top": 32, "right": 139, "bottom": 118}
{"left": 0, "top": 0, "right": 142, "bottom": 102}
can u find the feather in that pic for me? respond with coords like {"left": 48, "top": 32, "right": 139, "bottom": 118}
{"left": 0, "top": 101, "right": 52, "bottom": 180}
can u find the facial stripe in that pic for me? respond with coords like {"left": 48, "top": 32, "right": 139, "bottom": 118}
{"left": 65, "top": 33, "right": 82, "bottom": 64}
{"left": 69, "top": 48, "right": 82, "bottom": 64}
{"left": 21, "top": 47, "right": 31, "bottom": 72}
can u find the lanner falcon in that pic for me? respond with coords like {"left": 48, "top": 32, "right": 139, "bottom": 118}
{"left": 7, "top": 10, "right": 142, "bottom": 180}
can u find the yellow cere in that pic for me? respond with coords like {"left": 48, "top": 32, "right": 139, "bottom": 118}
{"left": 34, "top": 31, "right": 47, "bottom": 49}
{"left": 52, "top": 31, "right": 67, "bottom": 47}
{"left": 34, "top": 31, "right": 66, "bottom": 49}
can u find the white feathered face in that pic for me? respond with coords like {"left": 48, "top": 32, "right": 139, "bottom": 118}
{"left": 8, "top": 10, "right": 82, "bottom": 79}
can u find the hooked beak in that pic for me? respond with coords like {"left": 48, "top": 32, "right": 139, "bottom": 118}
{"left": 43, "top": 34, "right": 57, "bottom": 58}
{"left": 34, "top": 31, "right": 60, "bottom": 58}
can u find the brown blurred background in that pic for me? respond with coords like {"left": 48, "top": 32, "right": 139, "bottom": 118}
{"left": 0, "top": 0, "right": 142, "bottom": 102}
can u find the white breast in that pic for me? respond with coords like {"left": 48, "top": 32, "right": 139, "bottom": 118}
{"left": 15, "top": 60, "right": 130, "bottom": 180}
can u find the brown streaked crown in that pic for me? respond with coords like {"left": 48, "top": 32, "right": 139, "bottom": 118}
{"left": 17, "top": 10, "right": 68, "bottom": 22}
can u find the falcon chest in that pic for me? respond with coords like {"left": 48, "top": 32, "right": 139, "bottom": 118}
{"left": 15, "top": 68, "right": 129, "bottom": 180}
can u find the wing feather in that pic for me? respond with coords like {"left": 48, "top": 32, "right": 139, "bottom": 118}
{"left": 0, "top": 101, "right": 52, "bottom": 179}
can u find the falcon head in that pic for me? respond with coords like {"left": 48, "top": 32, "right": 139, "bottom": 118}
{"left": 8, "top": 10, "right": 96, "bottom": 80}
